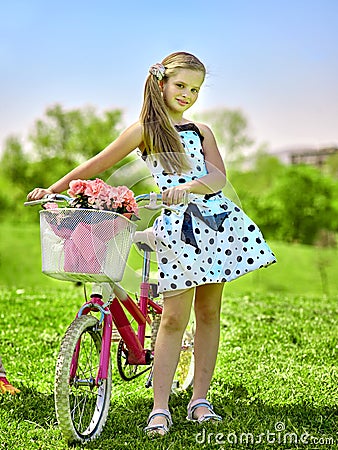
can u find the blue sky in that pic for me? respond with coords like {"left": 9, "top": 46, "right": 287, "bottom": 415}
{"left": 1, "top": 0, "right": 338, "bottom": 154}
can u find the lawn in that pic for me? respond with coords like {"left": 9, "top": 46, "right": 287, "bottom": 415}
{"left": 1, "top": 223, "right": 338, "bottom": 448}
{"left": 1, "top": 222, "right": 338, "bottom": 297}
{"left": 1, "top": 287, "right": 338, "bottom": 449}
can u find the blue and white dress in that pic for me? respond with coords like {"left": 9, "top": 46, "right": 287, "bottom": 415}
{"left": 142, "top": 123, "right": 276, "bottom": 293}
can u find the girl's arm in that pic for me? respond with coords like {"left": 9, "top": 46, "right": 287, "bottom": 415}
{"left": 162, "top": 123, "right": 226, "bottom": 205}
{"left": 27, "top": 122, "right": 143, "bottom": 200}
{"left": 186, "top": 123, "right": 226, "bottom": 192}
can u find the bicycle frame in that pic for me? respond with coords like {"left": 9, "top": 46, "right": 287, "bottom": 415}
{"left": 27, "top": 191, "right": 195, "bottom": 444}
{"left": 71, "top": 243, "right": 162, "bottom": 386}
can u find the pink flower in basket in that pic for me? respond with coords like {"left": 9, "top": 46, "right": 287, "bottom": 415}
{"left": 68, "top": 179, "right": 88, "bottom": 196}
{"left": 83, "top": 178, "right": 106, "bottom": 198}
{"left": 43, "top": 178, "right": 137, "bottom": 279}
{"left": 44, "top": 202, "right": 59, "bottom": 210}
{"left": 67, "top": 178, "right": 139, "bottom": 216}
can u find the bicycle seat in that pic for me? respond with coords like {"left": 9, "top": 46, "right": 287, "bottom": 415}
{"left": 133, "top": 227, "right": 156, "bottom": 252}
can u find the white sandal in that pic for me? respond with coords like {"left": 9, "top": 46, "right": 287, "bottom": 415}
{"left": 144, "top": 408, "right": 172, "bottom": 436}
{"left": 187, "top": 398, "right": 222, "bottom": 423}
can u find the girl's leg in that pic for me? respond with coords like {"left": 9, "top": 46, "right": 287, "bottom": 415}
{"left": 190, "top": 282, "right": 224, "bottom": 418}
{"left": 149, "top": 288, "right": 195, "bottom": 427}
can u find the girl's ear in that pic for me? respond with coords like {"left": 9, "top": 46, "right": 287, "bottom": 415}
{"left": 158, "top": 80, "right": 164, "bottom": 91}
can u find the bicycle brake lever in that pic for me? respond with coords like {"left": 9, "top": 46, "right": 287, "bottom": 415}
{"left": 143, "top": 203, "right": 180, "bottom": 214}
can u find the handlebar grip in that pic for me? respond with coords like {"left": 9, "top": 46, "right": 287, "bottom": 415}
{"left": 24, "top": 193, "right": 73, "bottom": 206}
{"left": 135, "top": 192, "right": 162, "bottom": 203}
{"left": 24, "top": 199, "right": 48, "bottom": 206}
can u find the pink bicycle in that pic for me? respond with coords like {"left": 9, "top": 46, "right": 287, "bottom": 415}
{"left": 25, "top": 193, "right": 194, "bottom": 444}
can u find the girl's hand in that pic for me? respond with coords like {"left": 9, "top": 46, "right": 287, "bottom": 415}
{"left": 27, "top": 188, "right": 55, "bottom": 201}
{"left": 162, "top": 186, "right": 190, "bottom": 206}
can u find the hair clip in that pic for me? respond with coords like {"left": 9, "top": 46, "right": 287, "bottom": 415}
{"left": 149, "top": 63, "right": 166, "bottom": 80}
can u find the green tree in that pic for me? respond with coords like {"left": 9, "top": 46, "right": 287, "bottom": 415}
{"left": 0, "top": 136, "right": 31, "bottom": 221}
{"left": 0, "top": 104, "right": 151, "bottom": 221}
{"left": 194, "top": 108, "right": 254, "bottom": 162}
{"left": 0, "top": 136, "right": 29, "bottom": 188}
{"left": 30, "top": 104, "right": 122, "bottom": 162}
{"left": 267, "top": 165, "right": 337, "bottom": 244}
{"left": 324, "top": 152, "right": 338, "bottom": 178}
{"left": 27, "top": 104, "right": 131, "bottom": 187}
{"left": 228, "top": 153, "right": 338, "bottom": 245}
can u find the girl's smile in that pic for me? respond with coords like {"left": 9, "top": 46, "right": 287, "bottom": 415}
{"left": 176, "top": 98, "right": 189, "bottom": 106}
{"left": 161, "top": 68, "right": 205, "bottom": 118}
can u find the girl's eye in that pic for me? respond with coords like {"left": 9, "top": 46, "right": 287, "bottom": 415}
{"left": 191, "top": 89, "right": 199, "bottom": 94}
{"left": 176, "top": 83, "right": 184, "bottom": 88}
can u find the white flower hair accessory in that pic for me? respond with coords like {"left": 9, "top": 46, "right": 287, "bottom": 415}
{"left": 149, "top": 63, "right": 166, "bottom": 80}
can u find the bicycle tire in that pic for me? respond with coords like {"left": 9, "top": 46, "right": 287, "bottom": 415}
{"left": 55, "top": 315, "right": 112, "bottom": 444}
{"left": 149, "top": 311, "right": 195, "bottom": 392}
{"left": 172, "top": 312, "right": 195, "bottom": 391}
{"left": 116, "top": 339, "right": 152, "bottom": 381}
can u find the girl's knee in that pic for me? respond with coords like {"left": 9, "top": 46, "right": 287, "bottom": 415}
{"left": 194, "top": 284, "right": 223, "bottom": 325}
{"left": 195, "top": 304, "right": 221, "bottom": 325}
{"left": 160, "top": 313, "right": 187, "bottom": 333}
{"left": 160, "top": 288, "right": 194, "bottom": 333}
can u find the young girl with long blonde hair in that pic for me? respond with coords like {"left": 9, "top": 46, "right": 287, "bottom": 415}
{"left": 28, "top": 51, "right": 276, "bottom": 436}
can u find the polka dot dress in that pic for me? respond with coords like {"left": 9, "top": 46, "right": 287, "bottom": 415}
{"left": 142, "top": 123, "right": 276, "bottom": 293}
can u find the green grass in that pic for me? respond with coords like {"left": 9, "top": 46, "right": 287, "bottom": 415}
{"left": 1, "top": 222, "right": 338, "bottom": 448}
{"left": 1, "top": 222, "right": 338, "bottom": 296}
{"left": 1, "top": 287, "right": 338, "bottom": 449}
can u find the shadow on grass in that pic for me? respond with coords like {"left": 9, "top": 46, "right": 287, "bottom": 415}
{"left": 0, "top": 385, "right": 56, "bottom": 428}
{"left": 86, "top": 387, "right": 338, "bottom": 449}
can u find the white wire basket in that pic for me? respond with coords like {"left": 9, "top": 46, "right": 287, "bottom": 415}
{"left": 39, "top": 208, "right": 137, "bottom": 283}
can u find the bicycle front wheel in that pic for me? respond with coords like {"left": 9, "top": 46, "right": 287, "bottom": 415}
{"left": 55, "top": 315, "right": 112, "bottom": 444}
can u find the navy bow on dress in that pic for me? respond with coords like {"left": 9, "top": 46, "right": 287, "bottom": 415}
{"left": 180, "top": 203, "right": 231, "bottom": 249}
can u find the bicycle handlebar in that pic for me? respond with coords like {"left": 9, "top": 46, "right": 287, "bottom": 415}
{"left": 136, "top": 192, "right": 163, "bottom": 210}
{"left": 136, "top": 192, "right": 190, "bottom": 212}
{"left": 24, "top": 193, "right": 162, "bottom": 207}
{"left": 24, "top": 193, "right": 75, "bottom": 207}
{"left": 24, "top": 191, "right": 187, "bottom": 212}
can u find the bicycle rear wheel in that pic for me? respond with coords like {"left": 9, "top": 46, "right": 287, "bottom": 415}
{"left": 55, "top": 315, "right": 112, "bottom": 444}
{"left": 172, "top": 312, "right": 195, "bottom": 391}
{"left": 150, "top": 310, "right": 195, "bottom": 391}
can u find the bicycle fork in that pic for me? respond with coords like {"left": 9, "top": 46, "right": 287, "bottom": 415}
{"left": 69, "top": 296, "right": 113, "bottom": 386}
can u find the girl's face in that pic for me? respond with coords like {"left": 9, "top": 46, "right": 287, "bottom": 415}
{"left": 161, "top": 69, "right": 205, "bottom": 117}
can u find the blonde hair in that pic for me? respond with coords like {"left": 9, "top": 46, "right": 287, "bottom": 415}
{"left": 140, "top": 52, "right": 206, "bottom": 173}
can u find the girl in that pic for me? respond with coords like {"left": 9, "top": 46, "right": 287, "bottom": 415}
{"left": 27, "top": 51, "right": 276, "bottom": 436}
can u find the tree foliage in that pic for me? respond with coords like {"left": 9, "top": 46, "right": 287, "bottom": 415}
{"left": 0, "top": 104, "right": 337, "bottom": 246}
{"left": 194, "top": 108, "right": 254, "bottom": 160}
{"left": 0, "top": 104, "right": 147, "bottom": 221}
{"left": 30, "top": 104, "right": 122, "bottom": 162}
{"left": 231, "top": 153, "right": 338, "bottom": 245}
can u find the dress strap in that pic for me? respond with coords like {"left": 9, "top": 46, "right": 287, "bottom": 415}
{"left": 174, "top": 123, "right": 204, "bottom": 142}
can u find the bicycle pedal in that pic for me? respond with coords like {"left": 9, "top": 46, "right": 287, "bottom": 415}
{"left": 145, "top": 366, "right": 154, "bottom": 388}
